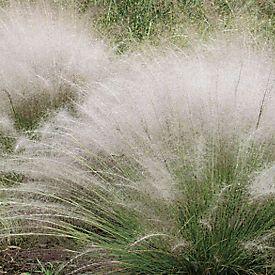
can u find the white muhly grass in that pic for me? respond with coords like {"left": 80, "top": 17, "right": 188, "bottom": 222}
{"left": 0, "top": 4, "right": 110, "bottom": 124}
{"left": 249, "top": 165, "right": 275, "bottom": 198}
{"left": 0, "top": 42, "right": 274, "bottom": 270}
{"left": 6, "top": 42, "right": 275, "bottom": 201}
{"left": 171, "top": 240, "right": 190, "bottom": 252}
{"left": 79, "top": 44, "right": 275, "bottom": 155}
{"left": 139, "top": 157, "right": 176, "bottom": 200}
{"left": 242, "top": 240, "right": 274, "bottom": 252}
{"left": 129, "top": 233, "right": 171, "bottom": 247}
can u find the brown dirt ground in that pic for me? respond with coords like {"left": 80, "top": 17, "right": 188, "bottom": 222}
{"left": 0, "top": 246, "right": 70, "bottom": 274}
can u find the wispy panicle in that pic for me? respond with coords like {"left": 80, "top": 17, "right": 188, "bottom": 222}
{"left": 249, "top": 165, "right": 275, "bottom": 198}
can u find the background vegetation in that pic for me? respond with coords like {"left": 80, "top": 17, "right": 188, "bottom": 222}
{"left": 70, "top": 0, "right": 274, "bottom": 51}
{"left": 1, "top": 0, "right": 274, "bottom": 51}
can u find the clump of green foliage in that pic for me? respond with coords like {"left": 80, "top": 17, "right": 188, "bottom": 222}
{"left": 72, "top": 0, "right": 275, "bottom": 51}
{"left": 1, "top": 1, "right": 274, "bottom": 51}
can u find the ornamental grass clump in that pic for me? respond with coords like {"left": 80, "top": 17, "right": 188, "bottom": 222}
{"left": 1, "top": 42, "right": 275, "bottom": 274}
{"left": 0, "top": 3, "right": 110, "bottom": 131}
